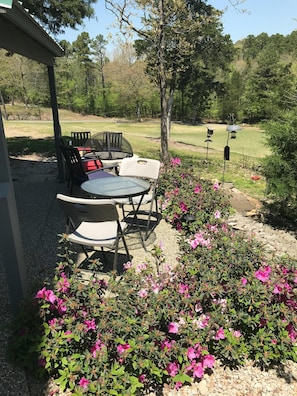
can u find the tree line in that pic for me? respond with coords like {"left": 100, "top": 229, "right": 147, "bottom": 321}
{"left": 1, "top": 30, "right": 296, "bottom": 125}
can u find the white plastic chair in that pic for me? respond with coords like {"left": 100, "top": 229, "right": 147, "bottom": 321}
{"left": 115, "top": 157, "right": 161, "bottom": 240}
{"left": 56, "top": 194, "right": 131, "bottom": 271}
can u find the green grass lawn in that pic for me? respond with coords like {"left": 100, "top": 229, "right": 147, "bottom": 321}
{"left": 4, "top": 112, "right": 269, "bottom": 200}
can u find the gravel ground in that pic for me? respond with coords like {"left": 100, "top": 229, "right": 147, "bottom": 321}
{"left": 1, "top": 156, "right": 297, "bottom": 396}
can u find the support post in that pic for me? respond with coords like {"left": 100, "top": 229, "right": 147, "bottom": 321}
{"left": 0, "top": 112, "right": 27, "bottom": 313}
{"left": 47, "top": 65, "right": 65, "bottom": 182}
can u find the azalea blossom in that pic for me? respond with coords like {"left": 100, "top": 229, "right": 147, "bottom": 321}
{"left": 194, "top": 314, "right": 210, "bottom": 329}
{"left": 117, "top": 343, "right": 131, "bottom": 354}
{"left": 84, "top": 318, "right": 96, "bottom": 332}
{"left": 56, "top": 272, "right": 70, "bottom": 293}
{"left": 90, "top": 339, "right": 105, "bottom": 358}
{"left": 79, "top": 377, "right": 90, "bottom": 389}
{"left": 135, "top": 263, "right": 147, "bottom": 273}
{"left": 187, "top": 347, "right": 197, "bottom": 361}
{"left": 178, "top": 283, "right": 189, "bottom": 297}
{"left": 138, "top": 289, "right": 148, "bottom": 298}
{"left": 232, "top": 330, "right": 242, "bottom": 338}
{"left": 255, "top": 266, "right": 271, "bottom": 282}
{"left": 166, "top": 361, "right": 179, "bottom": 376}
{"left": 241, "top": 277, "right": 248, "bottom": 286}
{"left": 175, "top": 382, "right": 183, "bottom": 390}
{"left": 161, "top": 339, "right": 176, "bottom": 351}
{"left": 214, "top": 210, "right": 221, "bottom": 219}
{"left": 179, "top": 201, "right": 188, "bottom": 212}
{"left": 123, "top": 261, "right": 133, "bottom": 270}
{"left": 213, "top": 182, "right": 220, "bottom": 191}
{"left": 194, "top": 184, "right": 202, "bottom": 194}
{"left": 36, "top": 287, "right": 57, "bottom": 304}
{"left": 189, "top": 232, "right": 211, "bottom": 249}
{"left": 191, "top": 362, "right": 204, "bottom": 378}
{"left": 168, "top": 321, "right": 179, "bottom": 334}
{"left": 56, "top": 298, "right": 67, "bottom": 315}
{"left": 203, "top": 354, "right": 215, "bottom": 369}
{"left": 171, "top": 157, "right": 181, "bottom": 167}
{"left": 139, "top": 374, "right": 146, "bottom": 383}
{"left": 215, "top": 327, "right": 225, "bottom": 340}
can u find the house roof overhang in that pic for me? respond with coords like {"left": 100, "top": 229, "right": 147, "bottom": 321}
{"left": 0, "top": 1, "right": 64, "bottom": 65}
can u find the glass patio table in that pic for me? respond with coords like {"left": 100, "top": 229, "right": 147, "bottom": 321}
{"left": 81, "top": 176, "right": 150, "bottom": 250}
{"left": 81, "top": 176, "right": 150, "bottom": 199}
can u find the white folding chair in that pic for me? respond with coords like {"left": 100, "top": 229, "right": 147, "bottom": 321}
{"left": 56, "top": 194, "right": 131, "bottom": 271}
{"left": 115, "top": 157, "right": 161, "bottom": 241}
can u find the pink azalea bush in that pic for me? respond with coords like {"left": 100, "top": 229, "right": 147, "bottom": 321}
{"left": 8, "top": 157, "right": 297, "bottom": 395}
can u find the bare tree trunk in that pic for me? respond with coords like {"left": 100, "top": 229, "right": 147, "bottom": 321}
{"left": 158, "top": 0, "right": 169, "bottom": 162}
{"left": 166, "top": 87, "right": 174, "bottom": 140}
{"left": 0, "top": 91, "right": 8, "bottom": 120}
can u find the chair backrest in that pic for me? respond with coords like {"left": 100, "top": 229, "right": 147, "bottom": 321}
{"left": 71, "top": 131, "right": 91, "bottom": 147}
{"left": 103, "top": 132, "right": 123, "bottom": 152}
{"left": 57, "top": 194, "right": 119, "bottom": 224}
{"left": 119, "top": 158, "right": 160, "bottom": 181}
{"left": 60, "top": 145, "right": 87, "bottom": 183}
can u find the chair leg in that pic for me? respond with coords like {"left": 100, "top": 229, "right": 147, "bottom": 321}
{"left": 113, "top": 232, "right": 120, "bottom": 272}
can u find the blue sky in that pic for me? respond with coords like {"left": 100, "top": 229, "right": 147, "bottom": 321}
{"left": 58, "top": 0, "right": 297, "bottom": 45}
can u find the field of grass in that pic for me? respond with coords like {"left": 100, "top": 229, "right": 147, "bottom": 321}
{"left": 3, "top": 108, "right": 269, "bottom": 200}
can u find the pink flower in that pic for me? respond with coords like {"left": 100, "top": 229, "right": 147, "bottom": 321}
{"left": 79, "top": 377, "right": 90, "bottom": 389}
{"left": 194, "top": 314, "right": 210, "bottom": 329}
{"left": 83, "top": 318, "right": 96, "bottom": 332}
{"left": 213, "top": 182, "right": 220, "bottom": 191}
{"left": 203, "top": 354, "right": 215, "bottom": 369}
{"left": 36, "top": 287, "right": 57, "bottom": 304}
{"left": 161, "top": 339, "right": 176, "bottom": 351}
{"left": 117, "top": 343, "right": 131, "bottom": 354}
{"left": 168, "top": 322, "right": 179, "bottom": 334}
{"left": 138, "top": 289, "right": 148, "bottom": 297}
{"left": 91, "top": 339, "right": 105, "bottom": 358}
{"left": 64, "top": 330, "right": 72, "bottom": 342}
{"left": 233, "top": 330, "right": 242, "bottom": 338}
{"left": 241, "top": 277, "right": 247, "bottom": 286}
{"left": 171, "top": 157, "right": 181, "bottom": 167}
{"left": 135, "top": 263, "right": 147, "bottom": 273}
{"left": 179, "top": 202, "right": 188, "bottom": 212}
{"left": 192, "top": 362, "right": 204, "bottom": 378}
{"left": 214, "top": 210, "right": 221, "bottom": 219}
{"left": 255, "top": 266, "right": 271, "bottom": 282}
{"left": 187, "top": 347, "right": 196, "bottom": 361}
{"left": 166, "top": 361, "right": 179, "bottom": 376}
{"left": 175, "top": 382, "right": 183, "bottom": 390}
{"left": 139, "top": 374, "right": 146, "bottom": 383}
{"left": 123, "top": 261, "right": 133, "bottom": 270}
{"left": 151, "top": 283, "right": 160, "bottom": 294}
{"left": 194, "top": 184, "right": 202, "bottom": 194}
{"left": 57, "top": 272, "right": 70, "bottom": 293}
{"left": 189, "top": 232, "right": 211, "bottom": 249}
{"left": 215, "top": 327, "right": 225, "bottom": 340}
{"left": 48, "top": 318, "right": 57, "bottom": 328}
{"left": 56, "top": 298, "right": 67, "bottom": 315}
{"left": 273, "top": 284, "right": 282, "bottom": 294}
{"left": 178, "top": 283, "right": 189, "bottom": 296}
{"left": 286, "top": 324, "right": 297, "bottom": 342}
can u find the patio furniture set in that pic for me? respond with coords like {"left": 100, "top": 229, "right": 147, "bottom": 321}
{"left": 59, "top": 131, "right": 161, "bottom": 271}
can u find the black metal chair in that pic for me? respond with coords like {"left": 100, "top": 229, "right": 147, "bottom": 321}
{"left": 60, "top": 145, "right": 114, "bottom": 194}
{"left": 71, "top": 131, "right": 92, "bottom": 147}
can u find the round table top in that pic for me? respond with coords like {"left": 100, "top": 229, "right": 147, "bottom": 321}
{"left": 81, "top": 176, "right": 150, "bottom": 199}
